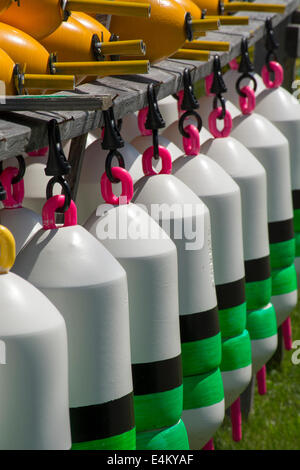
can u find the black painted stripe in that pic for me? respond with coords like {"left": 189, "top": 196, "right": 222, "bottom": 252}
{"left": 70, "top": 392, "right": 135, "bottom": 443}
{"left": 244, "top": 255, "right": 271, "bottom": 283}
{"left": 179, "top": 306, "right": 220, "bottom": 343}
{"left": 268, "top": 218, "right": 294, "bottom": 244}
{"left": 292, "top": 190, "right": 300, "bottom": 210}
{"left": 216, "top": 277, "right": 246, "bottom": 310}
{"left": 132, "top": 354, "right": 182, "bottom": 396}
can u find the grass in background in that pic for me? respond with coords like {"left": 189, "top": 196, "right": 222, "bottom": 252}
{"left": 214, "top": 301, "right": 300, "bottom": 450}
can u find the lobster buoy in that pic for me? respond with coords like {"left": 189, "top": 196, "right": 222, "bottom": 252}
{"left": 220, "top": 93, "right": 297, "bottom": 328}
{"left": 0, "top": 163, "right": 42, "bottom": 254}
{"left": 13, "top": 196, "right": 135, "bottom": 450}
{"left": 85, "top": 169, "right": 189, "bottom": 450}
{"left": 200, "top": 121, "right": 278, "bottom": 375}
{"left": 76, "top": 141, "right": 142, "bottom": 224}
{"left": 133, "top": 145, "right": 224, "bottom": 449}
{"left": 172, "top": 146, "right": 252, "bottom": 409}
{"left": 228, "top": 71, "right": 300, "bottom": 284}
{"left": 0, "top": 224, "right": 71, "bottom": 449}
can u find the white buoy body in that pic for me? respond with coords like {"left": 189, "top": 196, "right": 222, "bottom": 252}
{"left": 0, "top": 207, "right": 42, "bottom": 254}
{"left": 201, "top": 94, "right": 297, "bottom": 327}
{"left": 201, "top": 134, "right": 278, "bottom": 374}
{"left": 85, "top": 202, "right": 189, "bottom": 450}
{"left": 133, "top": 173, "right": 225, "bottom": 449}
{"left": 172, "top": 153, "right": 252, "bottom": 408}
{"left": 13, "top": 224, "right": 135, "bottom": 450}
{"left": 0, "top": 271, "right": 71, "bottom": 450}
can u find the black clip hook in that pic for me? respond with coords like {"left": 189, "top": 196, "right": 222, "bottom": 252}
{"left": 144, "top": 83, "right": 165, "bottom": 159}
{"left": 236, "top": 37, "right": 257, "bottom": 98}
{"left": 210, "top": 55, "right": 227, "bottom": 95}
{"left": 181, "top": 68, "right": 199, "bottom": 112}
{"left": 12, "top": 155, "right": 26, "bottom": 184}
{"left": 265, "top": 17, "right": 279, "bottom": 68}
{"left": 45, "top": 120, "right": 71, "bottom": 177}
{"left": 102, "top": 107, "right": 124, "bottom": 151}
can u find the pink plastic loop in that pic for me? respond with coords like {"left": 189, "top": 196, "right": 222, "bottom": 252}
{"left": 282, "top": 316, "right": 292, "bottom": 351}
{"left": 177, "top": 89, "right": 185, "bottom": 117}
{"left": 42, "top": 195, "right": 77, "bottom": 230}
{"left": 142, "top": 145, "right": 172, "bottom": 176}
{"left": 239, "top": 85, "right": 256, "bottom": 115}
{"left": 231, "top": 397, "right": 242, "bottom": 442}
{"left": 202, "top": 439, "right": 215, "bottom": 450}
{"left": 229, "top": 58, "right": 239, "bottom": 70}
{"left": 261, "top": 61, "right": 284, "bottom": 88}
{"left": 208, "top": 107, "right": 232, "bottom": 138}
{"left": 27, "top": 146, "right": 49, "bottom": 157}
{"left": 137, "top": 107, "right": 152, "bottom": 136}
{"left": 205, "top": 73, "right": 214, "bottom": 96}
{"left": 101, "top": 167, "right": 133, "bottom": 205}
{"left": 256, "top": 365, "right": 267, "bottom": 395}
{"left": 0, "top": 167, "right": 24, "bottom": 209}
{"left": 183, "top": 124, "right": 200, "bottom": 156}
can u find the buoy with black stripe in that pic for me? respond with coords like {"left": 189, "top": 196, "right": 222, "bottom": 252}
{"left": 133, "top": 144, "right": 225, "bottom": 449}
{"left": 0, "top": 158, "right": 42, "bottom": 254}
{"left": 12, "top": 195, "right": 135, "bottom": 450}
{"left": 0, "top": 224, "right": 71, "bottom": 449}
{"left": 221, "top": 93, "right": 297, "bottom": 329}
{"left": 85, "top": 166, "right": 189, "bottom": 450}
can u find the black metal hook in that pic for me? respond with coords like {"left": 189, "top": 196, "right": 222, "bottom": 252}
{"left": 11, "top": 155, "right": 26, "bottom": 184}
{"left": 46, "top": 176, "right": 71, "bottom": 214}
{"left": 45, "top": 120, "right": 71, "bottom": 177}
{"left": 180, "top": 68, "right": 199, "bottom": 112}
{"left": 179, "top": 111, "right": 202, "bottom": 138}
{"left": 236, "top": 37, "right": 257, "bottom": 98}
{"left": 102, "top": 107, "right": 124, "bottom": 151}
{"left": 213, "top": 94, "right": 227, "bottom": 120}
{"left": 145, "top": 83, "right": 165, "bottom": 131}
{"left": 210, "top": 55, "right": 227, "bottom": 95}
{"left": 105, "top": 150, "right": 125, "bottom": 184}
{"left": 265, "top": 17, "right": 279, "bottom": 70}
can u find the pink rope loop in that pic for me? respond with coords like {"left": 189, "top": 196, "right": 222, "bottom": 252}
{"left": 256, "top": 365, "right": 267, "bottom": 395}
{"left": 0, "top": 167, "right": 24, "bottom": 209}
{"left": 202, "top": 439, "right": 215, "bottom": 450}
{"left": 231, "top": 397, "right": 242, "bottom": 442}
{"left": 142, "top": 145, "right": 172, "bottom": 176}
{"left": 42, "top": 195, "right": 77, "bottom": 230}
{"left": 137, "top": 107, "right": 152, "bottom": 136}
{"left": 239, "top": 85, "right": 256, "bottom": 115}
{"left": 261, "top": 61, "right": 284, "bottom": 89}
{"left": 183, "top": 124, "right": 200, "bottom": 155}
{"left": 205, "top": 73, "right": 214, "bottom": 96}
{"left": 101, "top": 167, "right": 133, "bottom": 205}
{"left": 208, "top": 107, "right": 232, "bottom": 138}
{"left": 27, "top": 147, "right": 49, "bottom": 157}
{"left": 282, "top": 316, "right": 292, "bottom": 351}
{"left": 229, "top": 58, "right": 239, "bottom": 70}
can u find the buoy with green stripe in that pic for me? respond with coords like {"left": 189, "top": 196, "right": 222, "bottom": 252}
{"left": 222, "top": 96, "right": 298, "bottom": 329}
{"left": 198, "top": 97, "right": 278, "bottom": 377}
{"left": 13, "top": 195, "right": 135, "bottom": 450}
{"left": 85, "top": 168, "right": 189, "bottom": 450}
{"left": 0, "top": 224, "right": 71, "bottom": 449}
{"left": 133, "top": 145, "right": 225, "bottom": 449}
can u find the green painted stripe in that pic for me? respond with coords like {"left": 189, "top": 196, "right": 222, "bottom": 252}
{"left": 218, "top": 302, "right": 247, "bottom": 337}
{"left": 293, "top": 209, "right": 300, "bottom": 232}
{"left": 181, "top": 332, "right": 222, "bottom": 377}
{"left": 183, "top": 368, "right": 224, "bottom": 410}
{"left": 271, "top": 264, "right": 298, "bottom": 296}
{"left": 136, "top": 419, "right": 189, "bottom": 450}
{"left": 245, "top": 277, "right": 272, "bottom": 311}
{"left": 72, "top": 426, "right": 136, "bottom": 450}
{"left": 220, "top": 329, "right": 252, "bottom": 372}
{"left": 134, "top": 385, "right": 183, "bottom": 432}
{"left": 270, "top": 239, "right": 295, "bottom": 270}
{"left": 295, "top": 232, "right": 300, "bottom": 257}
{"left": 246, "top": 303, "right": 277, "bottom": 340}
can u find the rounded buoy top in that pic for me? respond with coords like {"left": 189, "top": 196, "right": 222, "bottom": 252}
{"left": 0, "top": 224, "right": 15, "bottom": 273}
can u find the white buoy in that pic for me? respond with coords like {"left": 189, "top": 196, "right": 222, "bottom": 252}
{"left": 85, "top": 170, "right": 189, "bottom": 449}
{"left": 172, "top": 151, "right": 252, "bottom": 408}
{"left": 0, "top": 225, "right": 71, "bottom": 450}
{"left": 13, "top": 195, "right": 135, "bottom": 450}
{"left": 201, "top": 130, "right": 278, "bottom": 375}
{"left": 200, "top": 93, "right": 297, "bottom": 328}
{"left": 132, "top": 146, "right": 225, "bottom": 449}
{"left": 0, "top": 165, "right": 42, "bottom": 254}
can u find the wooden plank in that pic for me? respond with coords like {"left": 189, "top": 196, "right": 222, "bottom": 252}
{"left": 0, "top": 94, "right": 113, "bottom": 112}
